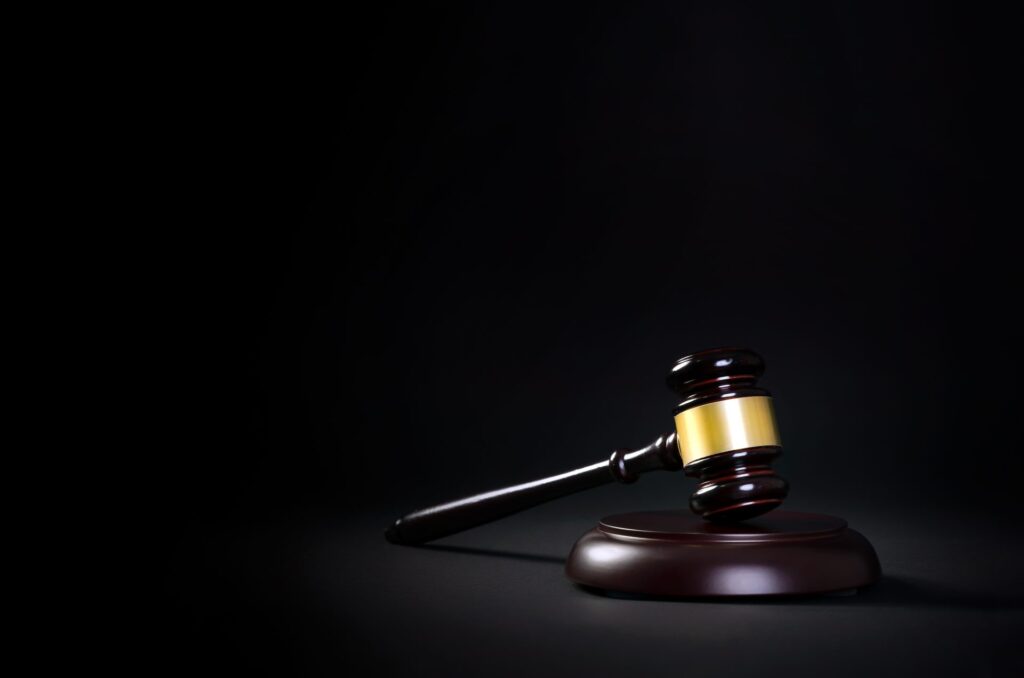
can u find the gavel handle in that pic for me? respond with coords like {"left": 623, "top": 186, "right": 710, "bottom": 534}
{"left": 384, "top": 432, "right": 681, "bottom": 545}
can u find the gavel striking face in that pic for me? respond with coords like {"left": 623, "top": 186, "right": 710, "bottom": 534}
{"left": 385, "top": 348, "right": 789, "bottom": 545}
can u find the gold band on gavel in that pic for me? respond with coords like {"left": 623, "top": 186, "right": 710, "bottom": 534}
{"left": 673, "top": 396, "right": 781, "bottom": 465}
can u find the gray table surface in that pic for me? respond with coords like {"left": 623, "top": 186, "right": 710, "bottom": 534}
{"left": 171, "top": 483, "right": 1024, "bottom": 676}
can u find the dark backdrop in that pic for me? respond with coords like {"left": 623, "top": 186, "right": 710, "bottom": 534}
{"left": 159, "top": 2, "right": 1023, "bottom": 673}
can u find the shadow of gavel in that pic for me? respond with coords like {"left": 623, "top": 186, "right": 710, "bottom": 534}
{"left": 385, "top": 348, "right": 789, "bottom": 545}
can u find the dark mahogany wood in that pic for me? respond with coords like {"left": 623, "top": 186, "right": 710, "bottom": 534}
{"left": 668, "top": 348, "right": 789, "bottom": 521}
{"left": 566, "top": 510, "right": 881, "bottom": 597}
{"left": 685, "top": 446, "right": 788, "bottom": 521}
{"left": 667, "top": 347, "right": 770, "bottom": 410}
{"left": 385, "top": 347, "right": 789, "bottom": 545}
{"left": 385, "top": 434, "right": 682, "bottom": 545}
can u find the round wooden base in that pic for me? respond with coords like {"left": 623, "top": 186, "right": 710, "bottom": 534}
{"left": 566, "top": 510, "right": 881, "bottom": 598}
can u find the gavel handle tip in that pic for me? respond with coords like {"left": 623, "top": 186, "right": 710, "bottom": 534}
{"left": 384, "top": 519, "right": 407, "bottom": 545}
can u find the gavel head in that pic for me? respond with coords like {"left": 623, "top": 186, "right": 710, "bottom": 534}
{"left": 667, "top": 348, "right": 789, "bottom": 522}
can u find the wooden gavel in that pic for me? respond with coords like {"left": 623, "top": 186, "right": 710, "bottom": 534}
{"left": 385, "top": 347, "right": 789, "bottom": 545}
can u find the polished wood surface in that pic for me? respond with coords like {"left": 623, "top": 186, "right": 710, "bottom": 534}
{"left": 566, "top": 510, "right": 881, "bottom": 597}
{"left": 386, "top": 347, "right": 788, "bottom": 545}
{"left": 668, "top": 348, "right": 789, "bottom": 521}
{"left": 685, "top": 446, "right": 788, "bottom": 521}
{"left": 385, "top": 434, "right": 681, "bottom": 545}
{"left": 667, "top": 347, "right": 770, "bottom": 411}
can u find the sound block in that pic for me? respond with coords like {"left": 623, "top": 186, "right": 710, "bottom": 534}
{"left": 566, "top": 510, "right": 881, "bottom": 598}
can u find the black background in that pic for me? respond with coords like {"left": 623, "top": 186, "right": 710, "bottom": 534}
{"left": 160, "top": 3, "right": 1023, "bottom": 675}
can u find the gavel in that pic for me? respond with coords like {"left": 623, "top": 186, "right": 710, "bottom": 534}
{"left": 385, "top": 347, "right": 789, "bottom": 545}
